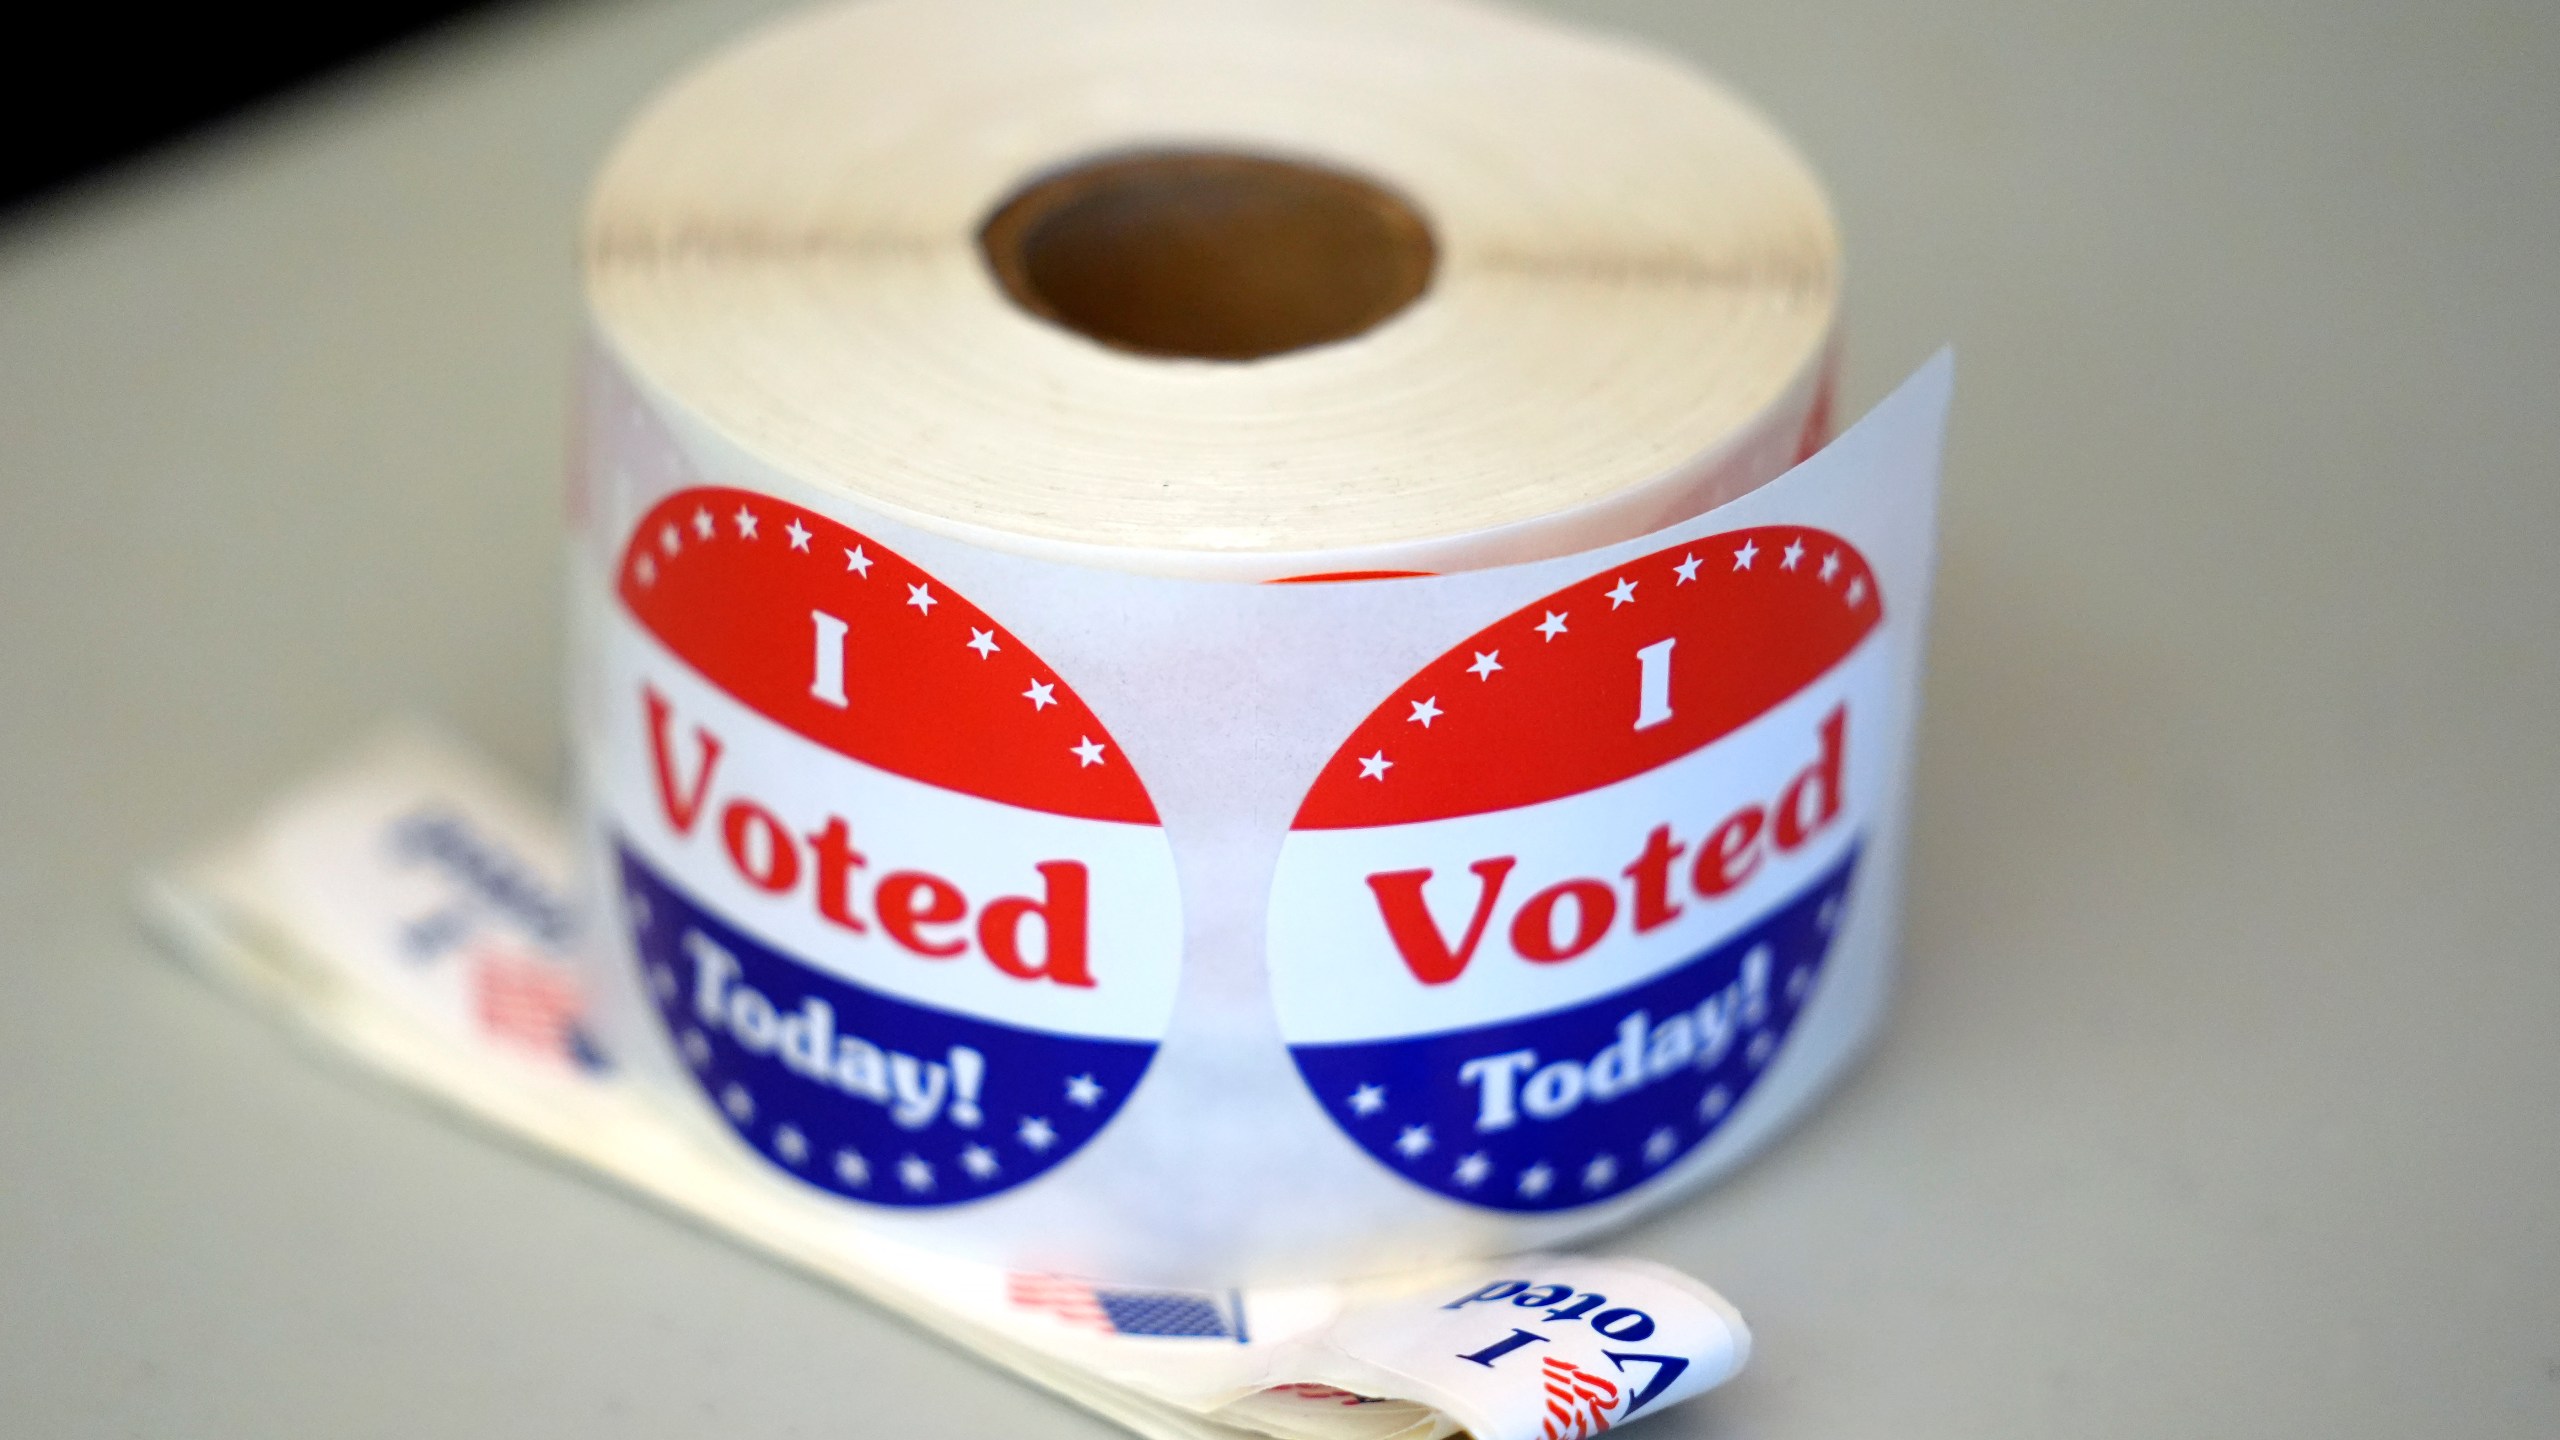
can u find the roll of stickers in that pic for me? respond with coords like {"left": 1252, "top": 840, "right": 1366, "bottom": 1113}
{"left": 563, "top": 0, "right": 1945, "bottom": 1289}
{"left": 147, "top": 0, "right": 1951, "bottom": 1426}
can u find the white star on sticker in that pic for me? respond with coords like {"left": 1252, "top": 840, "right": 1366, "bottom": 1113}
{"left": 1700, "top": 1085, "right": 1732, "bottom": 1119}
{"left": 960, "top": 1144, "right": 1000, "bottom": 1180}
{"left": 1016, "top": 1116, "right": 1057, "bottom": 1152}
{"left": 967, "top": 628, "right": 1000, "bottom": 658}
{"left": 658, "top": 523, "right": 681, "bottom": 555}
{"left": 1394, "top": 1124, "right": 1435, "bottom": 1159}
{"left": 1733, "top": 539, "right": 1759, "bottom": 569}
{"left": 1582, "top": 1154, "right": 1619, "bottom": 1189}
{"left": 1357, "top": 751, "right": 1391, "bottom": 780}
{"left": 1846, "top": 576, "right": 1870, "bottom": 606}
{"left": 1780, "top": 539, "right": 1805, "bottom": 570}
{"left": 1023, "top": 679, "right": 1056, "bottom": 710}
{"left": 844, "top": 545, "right": 871, "bottom": 576}
{"left": 1674, "top": 554, "right": 1702, "bottom": 584}
{"left": 1452, "top": 1152, "right": 1492, "bottom": 1188}
{"left": 1347, "top": 1084, "right": 1386, "bottom": 1116}
{"left": 1467, "top": 650, "right": 1502, "bottom": 680}
{"left": 1819, "top": 550, "right": 1842, "bottom": 582}
{"left": 733, "top": 506, "right": 759, "bottom": 539}
{"left": 898, "top": 1155, "right": 935, "bottom": 1192}
{"left": 648, "top": 964, "right": 676, "bottom": 1001}
{"left": 906, "top": 583, "right": 936, "bottom": 613}
{"left": 1818, "top": 896, "right": 1841, "bottom": 931}
{"left": 721, "top": 1083, "right": 754, "bottom": 1121}
{"left": 1535, "top": 610, "right": 1569, "bottom": 640}
{"left": 1518, "top": 1163, "right": 1554, "bottom": 1198}
{"left": 1747, "top": 1030, "right": 1777, "bottom": 1068}
{"left": 1071, "top": 736, "right": 1107, "bottom": 768}
{"left": 1787, "top": 965, "right": 1814, "bottom": 1001}
{"left": 833, "top": 1149, "right": 871, "bottom": 1187}
{"left": 785, "top": 519, "right": 812, "bottom": 551}
{"left": 633, "top": 554, "right": 655, "bottom": 586}
{"left": 692, "top": 507, "right": 716, "bottom": 540}
{"left": 774, "top": 1125, "right": 808, "bottom": 1164}
{"left": 1644, "top": 1127, "right": 1679, "bottom": 1164}
{"left": 625, "top": 888, "right": 652, "bottom": 929}
{"left": 680, "top": 1030, "right": 711, "bottom": 1067}
{"left": 1607, "top": 577, "right": 1638, "bottom": 607}
{"left": 1065, "top": 1074, "right": 1104, "bottom": 1108}
{"left": 1408, "top": 696, "right": 1442, "bottom": 727}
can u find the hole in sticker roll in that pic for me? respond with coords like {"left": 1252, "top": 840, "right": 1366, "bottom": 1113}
{"left": 979, "top": 150, "right": 1437, "bottom": 361}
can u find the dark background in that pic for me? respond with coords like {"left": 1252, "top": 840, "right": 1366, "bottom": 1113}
{"left": 2, "top": 5, "right": 502, "bottom": 211}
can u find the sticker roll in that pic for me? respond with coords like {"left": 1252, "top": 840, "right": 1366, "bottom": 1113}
{"left": 569, "top": 0, "right": 1919, "bottom": 1287}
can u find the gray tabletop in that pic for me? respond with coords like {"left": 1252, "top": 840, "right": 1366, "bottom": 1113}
{"left": 4, "top": 0, "right": 2554, "bottom": 1435}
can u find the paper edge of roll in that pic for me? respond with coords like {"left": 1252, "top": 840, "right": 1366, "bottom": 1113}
{"left": 581, "top": 0, "right": 1843, "bottom": 573}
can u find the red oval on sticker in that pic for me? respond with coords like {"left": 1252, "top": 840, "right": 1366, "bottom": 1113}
{"left": 1294, "top": 527, "right": 1882, "bottom": 829}
{"left": 617, "top": 488, "right": 1157, "bottom": 825}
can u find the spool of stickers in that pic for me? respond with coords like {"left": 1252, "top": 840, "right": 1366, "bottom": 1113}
{"left": 571, "top": 0, "right": 1939, "bottom": 1286}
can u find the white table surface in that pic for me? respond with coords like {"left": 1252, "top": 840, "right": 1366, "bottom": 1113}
{"left": 4, "top": 0, "right": 2555, "bottom": 1434}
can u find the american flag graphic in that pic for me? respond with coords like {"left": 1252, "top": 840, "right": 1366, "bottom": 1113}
{"left": 1005, "top": 1273, "right": 1247, "bottom": 1341}
{"left": 470, "top": 947, "right": 585, "bottom": 1060}
{"left": 1539, "top": 1355, "right": 1624, "bottom": 1440}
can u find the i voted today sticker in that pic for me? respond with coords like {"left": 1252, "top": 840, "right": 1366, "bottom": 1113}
{"left": 602, "top": 488, "right": 1183, "bottom": 1208}
{"left": 1269, "top": 529, "right": 1889, "bottom": 1212}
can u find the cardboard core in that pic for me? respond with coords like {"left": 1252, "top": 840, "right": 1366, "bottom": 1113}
{"left": 981, "top": 151, "right": 1435, "bottom": 360}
